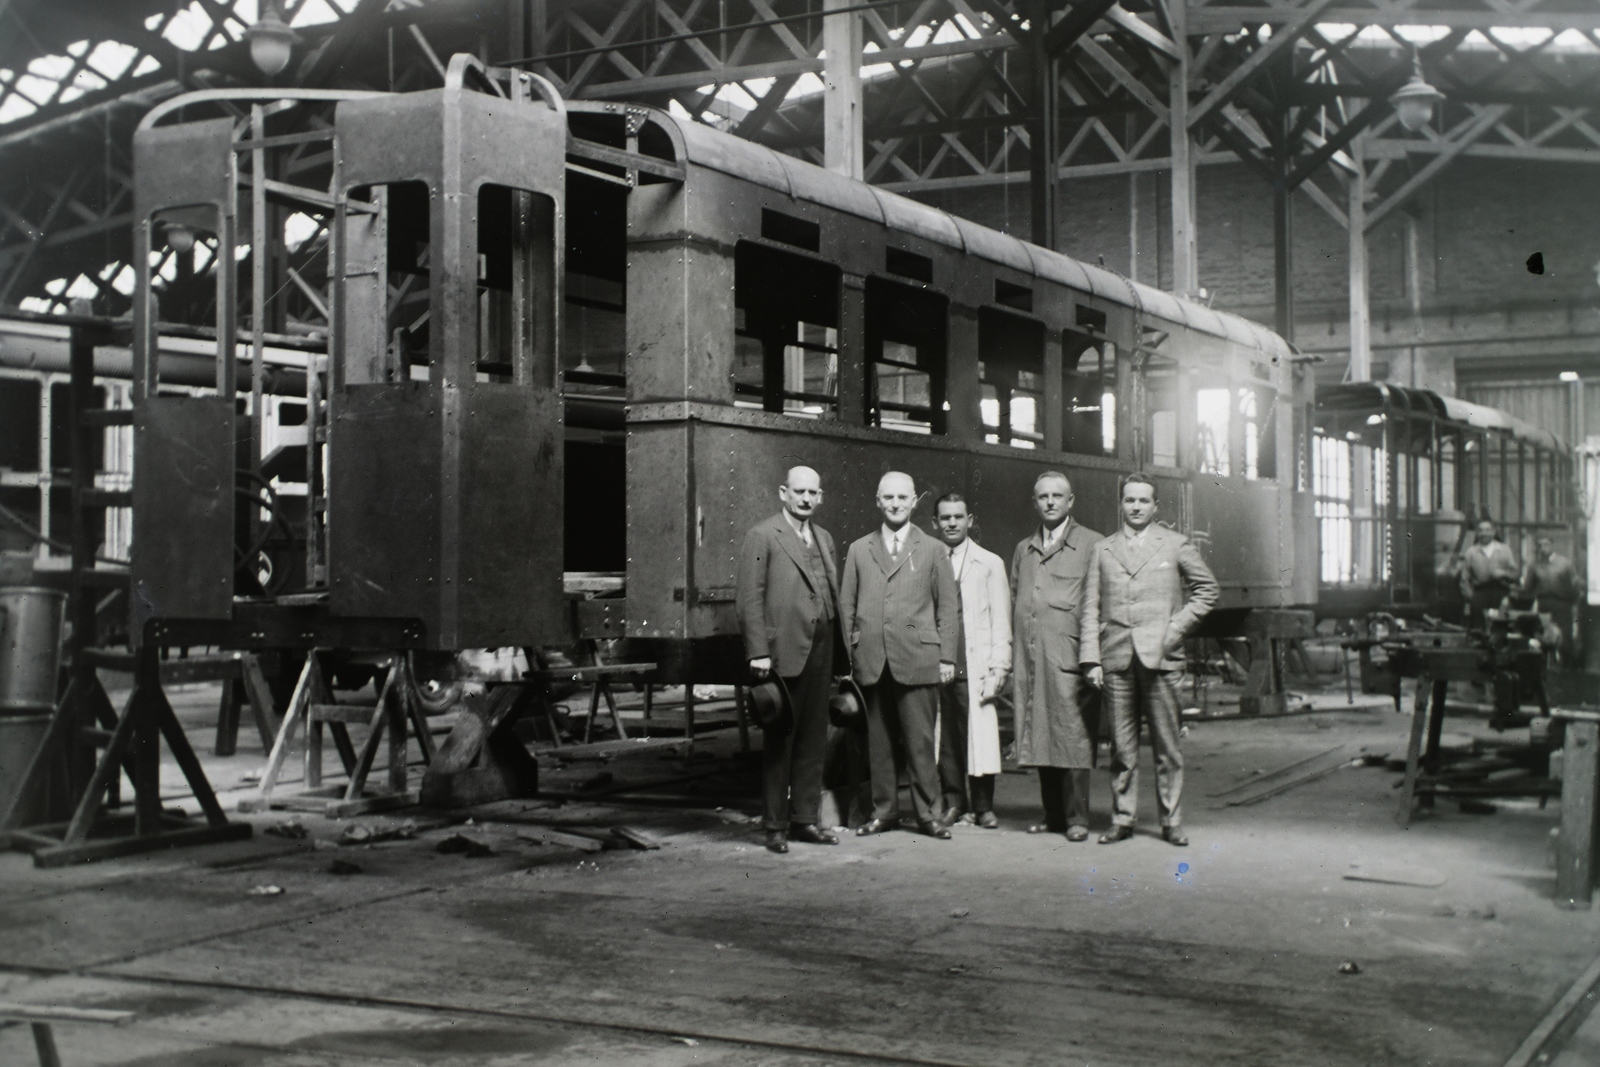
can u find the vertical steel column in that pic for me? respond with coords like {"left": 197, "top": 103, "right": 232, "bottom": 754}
{"left": 250, "top": 106, "right": 267, "bottom": 487}
{"left": 1029, "top": 11, "right": 1059, "bottom": 250}
{"left": 1168, "top": 0, "right": 1196, "bottom": 296}
{"left": 823, "top": 0, "right": 863, "bottom": 180}
{"left": 1347, "top": 136, "right": 1370, "bottom": 382}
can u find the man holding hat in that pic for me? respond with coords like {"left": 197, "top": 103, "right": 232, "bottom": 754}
{"left": 840, "top": 471, "right": 960, "bottom": 838}
{"left": 737, "top": 465, "right": 845, "bottom": 854}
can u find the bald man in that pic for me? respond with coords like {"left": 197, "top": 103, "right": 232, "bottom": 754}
{"left": 737, "top": 466, "right": 846, "bottom": 854}
{"left": 840, "top": 472, "right": 960, "bottom": 838}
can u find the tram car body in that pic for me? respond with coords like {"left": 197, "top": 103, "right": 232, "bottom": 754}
{"left": 124, "top": 61, "right": 1314, "bottom": 678}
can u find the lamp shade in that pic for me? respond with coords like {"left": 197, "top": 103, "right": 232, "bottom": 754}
{"left": 1389, "top": 59, "right": 1443, "bottom": 133}
{"left": 248, "top": 6, "right": 296, "bottom": 77}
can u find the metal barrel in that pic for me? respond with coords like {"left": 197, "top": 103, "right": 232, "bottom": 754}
{"left": 0, "top": 586, "right": 67, "bottom": 714}
{"left": 0, "top": 586, "right": 66, "bottom": 826}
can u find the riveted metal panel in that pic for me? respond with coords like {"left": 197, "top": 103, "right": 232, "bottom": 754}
{"left": 133, "top": 118, "right": 234, "bottom": 219}
{"left": 625, "top": 421, "right": 691, "bottom": 639}
{"left": 869, "top": 188, "right": 964, "bottom": 249}
{"left": 952, "top": 216, "right": 1033, "bottom": 274}
{"left": 336, "top": 92, "right": 445, "bottom": 191}
{"left": 132, "top": 397, "right": 235, "bottom": 620}
{"left": 1191, "top": 477, "right": 1293, "bottom": 611}
{"left": 779, "top": 156, "right": 885, "bottom": 225}
{"left": 625, "top": 239, "right": 734, "bottom": 404}
{"left": 327, "top": 382, "right": 442, "bottom": 630}
{"left": 677, "top": 121, "right": 791, "bottom": 194}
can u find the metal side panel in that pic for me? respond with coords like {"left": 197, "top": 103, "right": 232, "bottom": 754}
{"left": 132, "top": 397, "right": 235, "bottom": 620}
{"left": 327, "top": 383, "right": 441, "bottom": 633}
{"left": 1191, "top": 477, "right": 1292, "bottom": 610}
{"left": 456, "top": 384, "right": 564, "bottom": 647}
{"left": 625, "top": 421, "right": 691, "bottom": 639}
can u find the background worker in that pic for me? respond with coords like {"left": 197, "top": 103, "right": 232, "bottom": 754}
{"left": 1081, "top": 474, "right": 1218, "bottom": 848}
{"left": 735, "top": 465, "right": 846, "bottom": 855}
{"left": 1010, "top": 471, "right": 1102, "bottom": 842}
{"left": 840, "top": 472, "right": 960, "bottom": 839}
{"left": 1522, "top": 534, "right": 1581, "bottom": 663}
{"left": 1459, "top": 519, "right": 1519, "bottom": 627}
{"left": 932, "top": 493, "right": 1012, "bottom": 830}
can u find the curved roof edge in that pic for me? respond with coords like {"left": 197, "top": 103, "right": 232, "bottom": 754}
{"left": 663, "top": 113, "right": 1292, "bottom": 360}
{"left": 1318, "top": 382, "right": 1567, "bottom": 452}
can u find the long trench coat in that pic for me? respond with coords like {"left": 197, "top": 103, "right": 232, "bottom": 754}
{"left": 1010, "top": 519, "right": 1103, "bottom": 769}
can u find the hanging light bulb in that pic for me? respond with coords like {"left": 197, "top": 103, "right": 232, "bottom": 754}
{"left": 165, "top": 223, "right": 196, "bottom": 254}
{"left": 1390, "top": 46, "right": 1444, "bottom": 133}
{"left": 248, "top": 0, "right": 298, "bottom": 77}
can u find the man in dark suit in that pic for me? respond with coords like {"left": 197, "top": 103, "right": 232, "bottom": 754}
{"left": 840, "top": 471, "right": 959, "bottom": 839}
{"left": 1080, "top": 473, "right": 1219, "bottom": 847}
{"left": 736, "top": 465, "right": 844, "bottom": 854}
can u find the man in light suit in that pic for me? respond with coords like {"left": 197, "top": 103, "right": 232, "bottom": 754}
{"left": 1011, "top": 471, "right": 1102, "bottom": 841}
{"left": 933, "top": 493, "right": 1011, "bottom": 829}
{"left": 736, "top": 465, "right": 845, "bottom": 854}
{"left": 840, "top": 471, "right": 960, "bottom": 839}
{"left": 1081, "top": 473, "right": 1219, "bottom": 847}
{"left": 1459, "top": 518, "right": 1519, "bottom": 627}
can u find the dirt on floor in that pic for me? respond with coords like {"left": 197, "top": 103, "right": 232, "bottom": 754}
{"left": 2, "top": 681, "right": 1599, "bottom": 1066}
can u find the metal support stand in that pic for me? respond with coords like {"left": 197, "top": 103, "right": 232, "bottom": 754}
{"left": 0, "top": 643, "right": 252, "bottom": 867}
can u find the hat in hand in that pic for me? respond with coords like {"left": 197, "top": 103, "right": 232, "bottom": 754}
{"left": 747, "top": 676, "right": 792, "bottom": 735}
{"left": 829, "top": 676, "right": 867, "bottom": 729}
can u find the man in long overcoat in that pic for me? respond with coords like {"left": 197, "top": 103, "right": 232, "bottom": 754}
{"left": 1010, "top": 470, "right": 1102, "bottom": 841}
{"left": 736, "top": 465, "right": 846, "bottom": 854}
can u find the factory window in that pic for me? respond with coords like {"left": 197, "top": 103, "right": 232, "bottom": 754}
{"left": 1063, "top": 311, "right": 1116, "bottom": 457}
{"left": 865, "top": 277, "right": 946, "bottom": 435}
{"left": 733, "top": 242, "right": 840, "bottom": 417}
{"left": 1197, "top": 387, "right": 1230, "bottom": 476}
{"left": 1239, "top": 385, "right": 1277, "bottom": 480}
{"left": 978, "top": 308, "right": 1043, "bottom": 449}
{"left": 477, "top": 184, "right": 556, "bottom": 386}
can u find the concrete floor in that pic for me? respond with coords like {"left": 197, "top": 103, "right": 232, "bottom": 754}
{"left": 3, "top": 681, "right": 1600, "bottom": 1066}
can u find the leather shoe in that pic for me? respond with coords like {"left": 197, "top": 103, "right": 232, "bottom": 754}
{"left": 856, "top": 818, "right": 896, "bottom": 836}
{"left": 1098, "top": 825, "right": 1135, "bottom": 844}
{"left": 790, "top": 823, "right": 839, "bottom": 845}
{"left": 1066, "top": 826, "right": 1089, "bottom": 842}
{"left": 1162, "top": 827, "right": 1189, "bottom": 847}
{"left": 919, "top": 822, "right": 953, "bottom": 840}
{"left": 1026, "top": 823, "right": 1061, "bottom": 834}
{"left": 765, "top": 830, "right": 788, "bottom": 854}
{"left": 976, "top": 811, "right": 1000, "bottom": 829}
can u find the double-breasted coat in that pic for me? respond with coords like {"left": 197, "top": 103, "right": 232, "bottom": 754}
{"left": 1010, "top": 519, "right": 1103, "bottom": 769}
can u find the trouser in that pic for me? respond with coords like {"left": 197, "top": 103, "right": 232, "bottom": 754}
{"left": 1106, "top": 657, "right": 1184, "bottom": 829}
{"left": 1037, "top": 766, "right": 1090, "bottom": 831}
{"left": 762, "top": 618, "right": 833, "bottom": 831}
{"left": 937, "top": 679, "right": 969, "bottom": 815}
{"left": 863, "top": 675, "right": 940, "bottom": 826}
{"left": 1469, "top": 581, "right": 1511, "bottom": 629}
{"left": 968, "top": 773, "right": 996, "bottom": 815}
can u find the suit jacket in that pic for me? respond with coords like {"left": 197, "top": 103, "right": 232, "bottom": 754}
{"left": 1079, "top": 523, "right": 1219, "bottom": 673}
{"left": 840, "top": 523, "right": 959, "bottom": 687}
{"left": 1010, "top": 520, "right": 1102, "bottom": 768}
{"left": 735, "top": 512, "right": 840, "bottom": 678}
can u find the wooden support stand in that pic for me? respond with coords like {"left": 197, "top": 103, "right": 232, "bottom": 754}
{"left": 0, "top": 645, "right": 252, "bottom": 868}
{"left": 1556, "top": 713, "right": 1600, "bottom": 909}
{"left": 0, "top": 1002, "right": 135, "bottom": 1067}
{"left": 239, "top": 651, "right": 424, "bottom": 818}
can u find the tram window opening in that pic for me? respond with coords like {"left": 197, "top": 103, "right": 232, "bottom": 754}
{"left": 1197, "top": 388, "right": 1231, "bottom": 476}
{"left": 865, "top": 277, "right": 946, "bottom": 435}
{"left": 1239, "top": 385, "right": 1277, "bottom": 480}
{"left": 734, "top": 242, "right": 840, "bottom": 417}
{"left": 477, "top": 184, "right": 555, "bottom": 386}
{"left": 979, "top": 308, "right": 1043, "bottom": 449}
{"left": 0, "top": 379, "right": 41, "bottom": 472}
{"left": 1062, "top": 330, "right": 1115, "bottom": 457}
{"left": 886, "top": 247, "right": 933, "bottom": 284}
{"left": 761, "top": 209, "right": 821, "bottom": 253}
{"left": 351, "top": 181, "right": 431, "bottom": 381}
{"left": 1145, "top": 354, "right": 1179, "bottom": 468}
{"left": 563, "top": 173, "right": 627, "bottom": 397}
{"left": 994, "top": 279, "right": 1033, "bottom": 313}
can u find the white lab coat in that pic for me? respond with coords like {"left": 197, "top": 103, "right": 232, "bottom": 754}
{"left": 954, "top": 539, "right": 1012, "bottom": 776}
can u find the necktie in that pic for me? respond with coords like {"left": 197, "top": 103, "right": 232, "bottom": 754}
{"left": 891, "top": 535, "right": 900, "bottom": 560}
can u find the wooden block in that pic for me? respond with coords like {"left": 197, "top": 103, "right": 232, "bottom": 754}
{"left": 1557, "top": 720, "right": 1599, "bottom": 909}
{"left": 322, "top": 791, "right": 418, "bottom": 820}
{"left": 518, "top": 827, "right": 604, "bottom": 852}
{"left": 310, "top": 703, "right": 378, "bottom": 724}
{"left": 612, "top": 826, "right": 661, "bottom": 850}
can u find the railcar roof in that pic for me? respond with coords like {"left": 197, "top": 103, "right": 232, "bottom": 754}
{"left": 669, "top": 116, "right": 1293, "bottom": 362}
{"left": 1318, "top": 381, "right": 1566, "bottom": 452}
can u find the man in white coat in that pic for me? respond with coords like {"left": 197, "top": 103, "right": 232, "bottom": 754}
{"left": 933, "top": 493, "right": 1012, "bottom": 829}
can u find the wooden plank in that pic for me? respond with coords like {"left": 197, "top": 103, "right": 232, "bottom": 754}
{"left": 1503, "top": 947, "right": 1600, "bottom": 1067}
{"left": 344, "top": 667, "right": 399, "bottom": 802}
{"left": 518, "top": 827, "right": 604, "bottom": 852}
{"left": 239, "top": 651, "right": 282, "bottom": 752}
{"left": 612, "top": 826, "right": 662, "bottom": 850}
{"left": 310, "top": 703, "right": 378, "bottom": 724}
{"left": 322, "top": 790, "right": 418, "bottom": 819}
{"left": 1222, "top": 759, "right": 1350, "bottom": 807}
{"left": 1557, "top": 721, "right": 1599, "bottom": 908}
{"left": 246, "top": 654, "right": 318, "bottom": 810}
{"left": 1396, "top": 674, "right": 1435, "bottom": 827}
{"left": 1188, "top": 0, "right": 1340, "bottom": 131}
{"left": 151, "top": 683, "right": 232, "bottom": 827}
{"left": 1208, "top": 744, "right": 1346, "bottom": 797}
{"left": 31, "top": 821, "right": 251, "bottom": 869}
{"left": 0, "top": 1003, "right": 135, "bottom": 1025}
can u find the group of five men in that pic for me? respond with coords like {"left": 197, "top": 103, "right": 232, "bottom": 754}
{"left": 735, "top": 465, "right": 1220, "bottom": 855}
